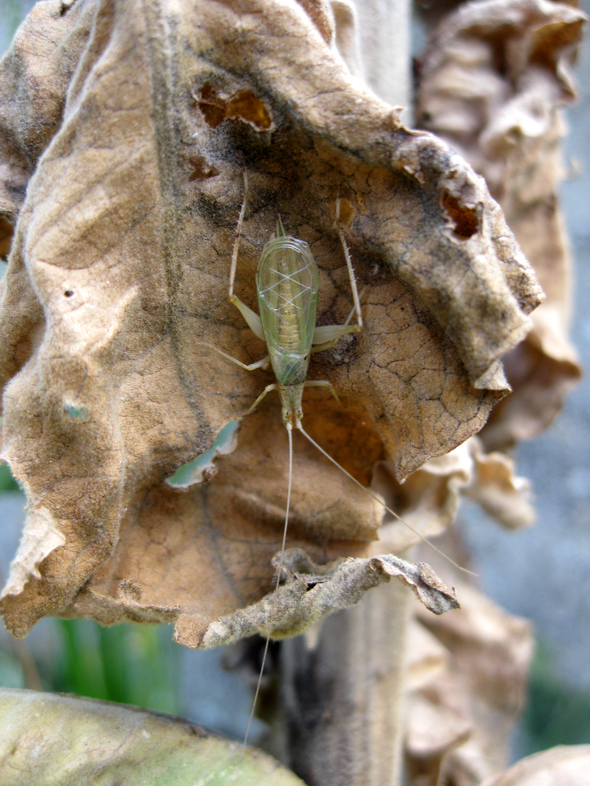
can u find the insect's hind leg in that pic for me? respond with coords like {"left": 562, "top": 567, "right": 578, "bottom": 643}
{"left": 310, "top": 200, "right": 364, "bottom": 352}
{"left": 304, "top": 379, "right": 340, "bottom": 404}
{"left": 336, "top": 195, "right": 363, "bottom": 331}
{"left": 228, "top": 172, "right": 266, "bottom": 342}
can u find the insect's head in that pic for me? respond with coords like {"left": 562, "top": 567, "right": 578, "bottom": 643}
{"left": 281, "top": 403, "right": 303, "bottom": 430}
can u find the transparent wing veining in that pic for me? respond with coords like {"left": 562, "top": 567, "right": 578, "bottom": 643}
{"left": 257, "top": 232, "right": 319, "bottom": 386}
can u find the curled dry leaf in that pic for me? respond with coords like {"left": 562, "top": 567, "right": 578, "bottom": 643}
{"left": 406, "top": 582, "right": 534, "bottom": 785}
{"left": 480, "top": 745, "right": 590, "bottom": 786}
{"left": 463, "top": 437, "right": 535, "bottom": 529}
{"left": 184, "top": 549, "right": 459, "bottom": 649}
{"left": 0, "top": 0, "right": 542, "bottom": 641}
{"left": 372, "top": 434, "right": 533, "bottom": 557}
{"left": 417, "top": 0, "right": 585, "bottom": 451}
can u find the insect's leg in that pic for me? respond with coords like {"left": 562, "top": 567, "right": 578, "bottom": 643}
{"left": 311, "top": 295, "right": 362, "bottom": 350}
{"left": 229, "top": 171, "right": 249, "bottom": 300}
{"left": 201, "top": 342, "right": 270, "bottom": 372}
{"left": 243, "top": 383, "right": 279, "bottom": 416}
{"left": 310, "top": 198, "right": 365, "bottom": 351}
{"left": 227, "top": 171, "right": 266, "bottom": 342}
{"left": 336, "top": 195, "right": 363, "bottom": 330}
{"left": 304, "top": 379, "right": 340, "bottom": 404}
{"left": 231, "top": 297, "right": 266, "bottom": 342}
{"left": 311, "top": 324, "right": 358, "bottom": 353}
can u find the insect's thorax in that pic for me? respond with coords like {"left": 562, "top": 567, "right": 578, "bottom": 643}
{"left": 256, "top": 230, "right": 319, "bottom": 389}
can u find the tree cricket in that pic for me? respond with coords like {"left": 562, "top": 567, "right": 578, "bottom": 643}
{"left": 204, "top": 173, "right": 469, "bottom": 745}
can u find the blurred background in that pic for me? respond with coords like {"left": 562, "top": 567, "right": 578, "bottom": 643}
{"left": 1, "top": 0, "right": 589, "bottom": 758}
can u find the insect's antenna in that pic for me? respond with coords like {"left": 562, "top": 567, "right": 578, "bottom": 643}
{"left": 243, "top": 424, "right": 294, "bottom": 748}
{"left": 297, "top": 424, "right": 477, "bottom": 578}
{"left": 276, "top": 215, "right": 287, "bottom": 238}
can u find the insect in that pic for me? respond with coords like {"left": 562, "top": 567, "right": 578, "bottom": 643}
{"left": 207, "top": 173, "right": 469, "bottom": 745}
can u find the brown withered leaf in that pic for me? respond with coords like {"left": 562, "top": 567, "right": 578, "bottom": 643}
{"left": 407, "top": 582, "right": 534, "bottom": 786}
{"left": 417, "top": 0, "right": 585, "bottom": 450}
{"left": 370, "top": 433, "right": 533, "bottom": 557}
{"left": 176, "top": 550, "right": 459, "bottom": 649}
{"left": 463, "top": 437, "right": 535, "bottom": 529}
{"left": 481, "top": 745, "right": 590, "bottom": 786}
{"left": 0, "top": 0, "right": 542, "bottom": 641}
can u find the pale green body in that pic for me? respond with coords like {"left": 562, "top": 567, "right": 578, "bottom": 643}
{"left": 223, "top": 189, "right": 362, "bottom": 430}
{"left": 256, "top": 233, "right": 319, "bottom": 425}
{"left": 257, "top": 234, "right": 319, "bottom": 387}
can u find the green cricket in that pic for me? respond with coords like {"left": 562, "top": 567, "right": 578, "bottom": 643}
{"left": 207, "top": 173, "right": 469, "bottom": 744}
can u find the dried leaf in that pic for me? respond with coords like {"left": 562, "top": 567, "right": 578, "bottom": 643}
{"left": 189, "top": 550, "right": 459, "bottom": 648}
{"left": 417, "top": 0, "right": 585, "bottom": 450}
{"left": 0, "top": 688, "right": 305, "bottom": 785}
{"left": 0, "top": 0, "right": 541, "bottom": 640}
{"left": 464, "top": 438, "right": 535, "bottom": 529}
{"left": 405, "top": 693, "right": 471, "bottom": 764}
{"left": 371, "top": 433, "right": 533, "bottom": 557}
{"left": 406, "top": 581, "right": 534, "bottom": 785}
{"left": 481, "top": 745, "right": 590, "bottom": 786}
{"left": 405, "top": 618, "right": 449, "bottom": 692}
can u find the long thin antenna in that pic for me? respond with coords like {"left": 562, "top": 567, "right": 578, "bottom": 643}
{"left": 243, "top": 425, "right": 294, "bottom": 748}
{"left": 297, "top": 423, "right": 477, "bottom": 578}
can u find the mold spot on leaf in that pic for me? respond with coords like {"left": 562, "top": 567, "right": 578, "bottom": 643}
{"left": 188, "top": 155, "right": 219, "bottom": 182}
{"left": 63, "top": 400, "right": 89, "bottom": 421}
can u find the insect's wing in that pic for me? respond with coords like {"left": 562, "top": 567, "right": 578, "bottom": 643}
{"left": 257, "top": 235, "right": 319, "bottom": 386}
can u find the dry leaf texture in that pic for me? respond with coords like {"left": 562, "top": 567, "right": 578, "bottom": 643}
{"left": 0, "top": 0, "right": 542, "bottom": 641}
{"left": 481, "top": 745, "right": 590, "bottom": 786}
{"left": 192, "top": 549, "right": 459, "bottom": 648}
{"left": 406, "top": 582, "right": 534, "bottom": 785}
{"left": 417, "top": 0, "right": 585, "bottom": 450}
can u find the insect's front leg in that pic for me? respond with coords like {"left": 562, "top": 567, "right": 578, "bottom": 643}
{"left": 243, "top": 383, "right": 279, "bottom": 417}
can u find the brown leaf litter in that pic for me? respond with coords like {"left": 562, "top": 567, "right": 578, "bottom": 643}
{"left": 0, "top": 0, "right": 543, "bottom": 643}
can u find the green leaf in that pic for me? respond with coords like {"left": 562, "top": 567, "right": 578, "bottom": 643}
{"left": 0, "top": 688, "right": 304, "bottom": 786}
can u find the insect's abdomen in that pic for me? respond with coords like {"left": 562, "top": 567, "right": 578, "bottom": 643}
{"left": 257, "top": 233, "right": 319, "bottom": 387}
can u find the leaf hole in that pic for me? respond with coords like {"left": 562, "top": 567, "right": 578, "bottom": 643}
{"left": 441, "top": 191, "right": 480, "bottom": 239}
{"left": 0, "top": 216, "right": 14, "bottom": 261}
{"left": 196, "top": 83, "right": 273, "bottom": 132}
